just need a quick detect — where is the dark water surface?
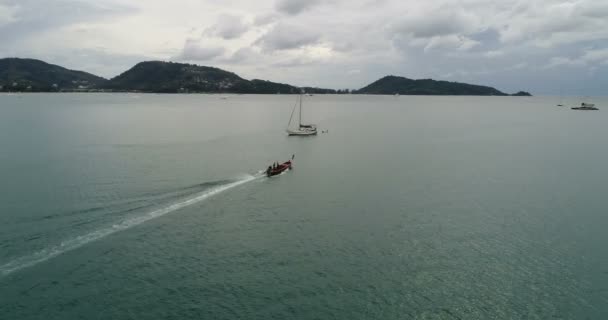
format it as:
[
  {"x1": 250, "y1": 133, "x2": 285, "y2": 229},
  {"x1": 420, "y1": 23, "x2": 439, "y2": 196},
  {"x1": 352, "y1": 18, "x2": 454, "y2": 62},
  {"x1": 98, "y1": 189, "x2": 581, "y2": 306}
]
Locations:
[{"x1": 1, "y1": 93, "x2": 607, "y2": 319}]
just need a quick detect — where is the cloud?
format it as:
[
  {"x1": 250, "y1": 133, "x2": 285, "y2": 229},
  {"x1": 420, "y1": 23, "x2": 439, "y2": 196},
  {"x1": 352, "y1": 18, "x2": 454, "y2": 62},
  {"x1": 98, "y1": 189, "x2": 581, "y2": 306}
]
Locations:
[
  {"x1": 175, "y1": 39, "x2": 225, "y2": 61},
  {"x1": 276, "y1": 0, "x2": 320, "y2": 15},
  {"x1": 0, "y1": 0, "x2": 137, "y2": 42},
  {"x1": 543, "y1": 47, "x2": 608, "y2": 69},
  {"x1": 255, "y1": 22, "x2": 321, "y2": 51},
  {"x1": 423, "y1": 35, "x2": 480, "y2": 52},
  {"x1": 393, "y1": 8, "x2": 479, "y2": 39},
  {"x1": 223, "y1": 47, "x2": 262, "y2": 64},
  {"x1": 581, "y1": 48, "x2": 608, "y2": 64},
  {"x1": 483, "y1": 50, "x2": 504, "y2": 58},
  {"x1": 50, "y1": 48, "x2": 150, "y2": 79},
  {"x1": 498, "y1": 0, "x2": 608, "y2": 47},
  {"x1": 3, "y1": 0, "x2": 608, "y2": 94},
  {"x1": 544, "y1": 56, "x2": 586, "y2": 69},
  {"x1": 203, "y1": 14, "x2": 249, "y2": 40},
  {"x1": 0, "y1": 4, "x2": 18, "y2": 27},
  {"x1": 253, "y1": 13, "x2": 279, "y2": 26}
]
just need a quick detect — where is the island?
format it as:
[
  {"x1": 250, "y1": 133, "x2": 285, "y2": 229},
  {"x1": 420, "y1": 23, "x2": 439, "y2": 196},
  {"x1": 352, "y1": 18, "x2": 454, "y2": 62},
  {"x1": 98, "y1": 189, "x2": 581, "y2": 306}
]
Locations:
[
  {"x1": 511, "y1": 91, "x2": 532, "y2": 96},
  {"x1": 355, "y1": 75, "x2": 527, "y2": 96}
]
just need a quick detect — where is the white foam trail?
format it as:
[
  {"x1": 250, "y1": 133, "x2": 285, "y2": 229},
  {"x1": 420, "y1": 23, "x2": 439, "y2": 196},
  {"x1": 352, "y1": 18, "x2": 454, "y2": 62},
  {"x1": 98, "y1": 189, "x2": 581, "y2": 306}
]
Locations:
[{"x1": 0, "y1": 175, "x2": 258, "y2": 278}]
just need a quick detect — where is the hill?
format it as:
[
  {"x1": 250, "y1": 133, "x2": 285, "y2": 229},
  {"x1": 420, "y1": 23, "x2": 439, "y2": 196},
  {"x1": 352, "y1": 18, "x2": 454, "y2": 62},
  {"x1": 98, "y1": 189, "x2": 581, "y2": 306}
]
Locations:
[
  {"x1": 355, "y1": 75, "x2": 516, "y2": 96},
  {"x1": 102, "y1": 61, "x2": 253, "y2": 93},
  {"x1": 0, "y1": 58, "x2": 107, "y2": 92},
  {"x1": 249, "y1": 79, "x2": 298, "y2": 94},
  {"x1": 247, "y1": 80, "x2": 339, "y2": 94},
  {"x1": 102, "y1": 61, "x2": 340, "y2": 94}
]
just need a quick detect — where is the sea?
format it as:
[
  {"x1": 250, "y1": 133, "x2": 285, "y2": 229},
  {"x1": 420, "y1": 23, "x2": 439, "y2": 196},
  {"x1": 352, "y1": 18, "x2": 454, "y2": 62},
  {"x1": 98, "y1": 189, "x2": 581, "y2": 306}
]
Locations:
[{"x1": 0, "y1": 93, "x2": 607, "y2": 319}]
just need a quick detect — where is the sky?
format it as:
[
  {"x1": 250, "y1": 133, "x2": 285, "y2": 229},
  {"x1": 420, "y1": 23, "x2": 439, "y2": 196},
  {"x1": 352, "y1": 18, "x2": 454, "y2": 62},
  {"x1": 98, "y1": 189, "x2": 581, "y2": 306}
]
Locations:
[{"x1": 1, "y1": 0, "x2": 608, "y2": 95}]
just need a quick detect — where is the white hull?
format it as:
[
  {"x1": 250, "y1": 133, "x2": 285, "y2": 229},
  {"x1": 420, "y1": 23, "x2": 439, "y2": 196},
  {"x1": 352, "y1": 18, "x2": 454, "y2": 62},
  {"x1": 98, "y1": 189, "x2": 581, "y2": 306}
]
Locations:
[{"x1": 287, "y1": 129, "x2": 317, "y2": 136}]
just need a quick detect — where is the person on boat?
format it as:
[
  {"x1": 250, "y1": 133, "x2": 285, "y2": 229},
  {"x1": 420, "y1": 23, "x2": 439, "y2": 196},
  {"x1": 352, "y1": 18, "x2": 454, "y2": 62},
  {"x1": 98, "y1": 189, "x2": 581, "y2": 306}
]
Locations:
[{"x1": 266, "y1": 166, "x2": 272, "y2": 175}]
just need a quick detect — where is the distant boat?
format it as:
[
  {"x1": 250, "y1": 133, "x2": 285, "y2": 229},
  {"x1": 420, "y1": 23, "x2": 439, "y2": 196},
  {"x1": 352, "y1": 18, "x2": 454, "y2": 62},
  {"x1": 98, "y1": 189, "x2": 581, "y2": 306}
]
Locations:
[
  {"x1": 287, "y1": 93, "x2": 317, "y2": 136},
  {"x1": 572, "y1": 102, "x2": 598, "y2": 110}
]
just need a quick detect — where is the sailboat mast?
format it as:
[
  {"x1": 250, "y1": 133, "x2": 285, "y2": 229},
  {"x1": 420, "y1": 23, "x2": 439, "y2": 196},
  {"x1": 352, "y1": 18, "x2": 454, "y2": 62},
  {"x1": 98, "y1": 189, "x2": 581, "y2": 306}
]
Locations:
[
  {"x1": 299, "y1": 93, "x2": 303, "y2": 127},
  {"x1": 287, "y1": 95, "x2": 298, "y2": 129}
]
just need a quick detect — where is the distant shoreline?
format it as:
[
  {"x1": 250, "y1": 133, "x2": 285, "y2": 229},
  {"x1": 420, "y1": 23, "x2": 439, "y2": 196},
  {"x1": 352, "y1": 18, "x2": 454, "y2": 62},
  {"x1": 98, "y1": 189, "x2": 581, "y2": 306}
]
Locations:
[
  {"x1": 1, "y1": 58, "x2": 531, "y2": 96},
  {"x1": 0, "y1": 91, "x2": 535, "y2": 97}
]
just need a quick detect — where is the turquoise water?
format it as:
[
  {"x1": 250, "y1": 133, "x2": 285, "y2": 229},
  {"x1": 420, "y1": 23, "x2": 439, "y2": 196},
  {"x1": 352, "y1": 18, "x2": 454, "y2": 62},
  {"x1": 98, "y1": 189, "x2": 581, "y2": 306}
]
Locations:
[{"x1": 1, "y1": 93, "x2": 607, "y2": 319}]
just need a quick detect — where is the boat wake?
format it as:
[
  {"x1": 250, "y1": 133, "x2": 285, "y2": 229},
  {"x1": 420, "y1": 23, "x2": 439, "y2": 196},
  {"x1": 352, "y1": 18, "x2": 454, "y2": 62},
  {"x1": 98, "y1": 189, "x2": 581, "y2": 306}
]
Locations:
[{"x1": 0, "y1": 174, "x2": 259, "y2": 278}]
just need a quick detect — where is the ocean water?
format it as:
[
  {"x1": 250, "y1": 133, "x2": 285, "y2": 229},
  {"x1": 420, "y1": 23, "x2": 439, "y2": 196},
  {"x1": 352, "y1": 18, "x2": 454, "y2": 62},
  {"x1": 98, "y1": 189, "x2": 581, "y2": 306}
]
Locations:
[{"x1": 0, "y1": 93, "x2": 607, "y2": 319}]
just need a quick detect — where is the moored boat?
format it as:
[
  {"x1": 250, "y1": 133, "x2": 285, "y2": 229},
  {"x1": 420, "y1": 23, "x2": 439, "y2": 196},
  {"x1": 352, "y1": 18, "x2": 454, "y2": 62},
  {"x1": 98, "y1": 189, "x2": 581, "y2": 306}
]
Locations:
[
  {"x1": 572, "y1": 102, "x2": 598, "y2": 110},
  {"x1": 287, "y1": 93, "x2": 317, "y2": 136}
]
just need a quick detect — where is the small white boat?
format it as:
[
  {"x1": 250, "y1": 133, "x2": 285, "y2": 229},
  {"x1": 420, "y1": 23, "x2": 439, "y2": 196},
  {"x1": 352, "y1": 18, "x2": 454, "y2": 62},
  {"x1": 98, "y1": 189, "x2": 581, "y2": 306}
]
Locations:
[
  {"x1": 286, "y1": 93, "x2": 317, "y2": 136},
  {"x1": 572, "y1": 102, "x2": 598, "y2": 110}
]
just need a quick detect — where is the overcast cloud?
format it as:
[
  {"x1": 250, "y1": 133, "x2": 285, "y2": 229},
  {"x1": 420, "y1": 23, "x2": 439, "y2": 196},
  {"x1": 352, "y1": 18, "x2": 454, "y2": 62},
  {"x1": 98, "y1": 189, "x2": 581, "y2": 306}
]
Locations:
[{"x1": 1, "y1": 0, "x2": 608, "y2": 94}]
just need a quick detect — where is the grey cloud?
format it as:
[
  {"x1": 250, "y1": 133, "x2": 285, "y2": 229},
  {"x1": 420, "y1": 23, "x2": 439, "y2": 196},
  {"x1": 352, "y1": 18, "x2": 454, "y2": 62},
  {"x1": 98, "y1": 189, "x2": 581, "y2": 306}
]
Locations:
[
  {"x1": 49, "y1": 48, "x2": 150, "y2": 79},
  {"x1": 544, "y1": 56, "x2": 585, "y2": 69},
  {"x1": 175, "y1": 39, "x2": 225, "y2": 61},
  {"x1": 392, "y1": 9, "x2": 478, "y2": 39},
  {"x1": 581, "y1": 48, "x2": 608, "y2": 64},
  {"x1": 499, "y1": 0, "x2": 608, "y2": 46},
  {"x1": 255, "y1": 23, "x2": 320, "y2": 51},
  {"x1": 203, "y1": 14, "x2": 249, "y2": 40},
  {"x1": 222, "y1": 47, "x2": 261, "y2": 64},
  {"x1": 544, "y1": 46, "x2": 608, "y2": 69},
  {"x1": 4, "y1": 0, "x2": 608, "y2": 95},
  {"x1": 423, "y1": 35, "x2": 480, "y2": 52},
  {"x1": 469, "y1": 28, "x2": 501, "y2": 49},
  {"x1": 272, "y1": 57, "x2": 316, "y2": 67},
  {"x1": 0, "y1": 4, "x2": 18, "y2": 26},
  {"x1": 0, "y1": 0, "x2": 136, "y2": 42},
  {"x1": 253, "y1": 13, "x2": 279, "y2": 26},
  {"x1": 577, "y1": 2, "x2": 608, "y2": 18},
  {"x1": 276, "y1": 0, "x2": 320, "y2": 15}
]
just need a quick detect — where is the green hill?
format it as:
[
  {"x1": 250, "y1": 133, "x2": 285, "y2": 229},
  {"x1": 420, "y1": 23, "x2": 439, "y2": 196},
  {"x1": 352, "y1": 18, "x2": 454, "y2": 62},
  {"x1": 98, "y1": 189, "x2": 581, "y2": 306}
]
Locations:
[
  {"x1": 0, "y1": 58, "x2": 107, "y2": 92},
  {"x1": 355, "y1": 75, "x2": 514, "y2": 96},
  {"x1": 103, "y1": 61, "x2": 338, "y2": 94},
  {"x1": 102, "y1": 61, "x2": 254, "y2": 93},
  {"x1": 247, "y1": 80, "x2": 339, "y2": 94},
  {"x1": 249, "y1": 79, "x2": 298, "y2": 94}
]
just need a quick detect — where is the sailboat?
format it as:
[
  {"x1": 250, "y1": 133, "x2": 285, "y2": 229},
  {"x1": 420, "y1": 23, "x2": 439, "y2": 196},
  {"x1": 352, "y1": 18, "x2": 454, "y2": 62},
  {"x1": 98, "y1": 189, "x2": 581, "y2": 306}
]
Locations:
[{"x1": 287, "y1": 93, "x2": 317, "y2": 136}]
